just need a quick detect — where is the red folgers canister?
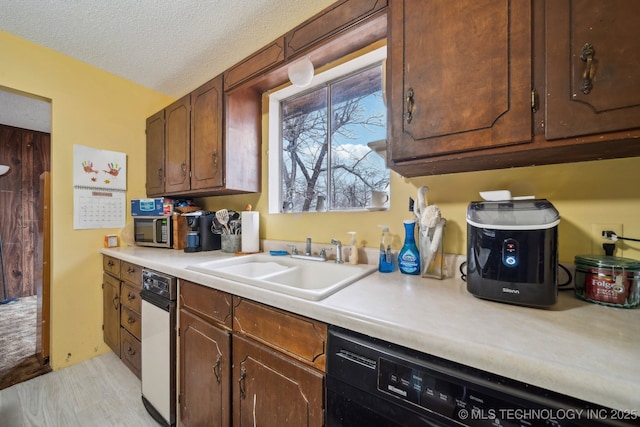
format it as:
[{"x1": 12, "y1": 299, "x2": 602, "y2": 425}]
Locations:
[{"x1": 574, "y1": 255, "x2": 640, "y2": 308}]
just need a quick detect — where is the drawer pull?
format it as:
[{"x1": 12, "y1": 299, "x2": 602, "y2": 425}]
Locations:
[
  {"x1": 127, "y1": 317, "x2": 136, "y2": 325},
  {"x1": 127, "y1": 267, "x2": 135, "y2": 274},
  {"x1": 127, "y1": 346, "x2": 136, "y2": 356},
  {"x1": 112, "y1": 296, "x2": 119, "y2": 310},
  {"x1": 107, "y1": 260, "x2": 114, "y2": 267},
  {"x1": 580, "y1": 43, "x2": 596, "y2": 95},
  {"x1": 213, "y1": 354, "x2": 222, "y2": 384},
  {"x1": 127, "y1": 292, "x2": 136, "y2": 301},
  {"x1": 239, "y1": 366, "x2": 247, "y2": 400},
  {"x1": 405, "y1": 87, "x2": 414, "y2": 124}
]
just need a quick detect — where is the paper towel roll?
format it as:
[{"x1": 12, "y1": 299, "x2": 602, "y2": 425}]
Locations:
[{"x1": 241, "y1": 211, "x2": 259, "y2": 253}]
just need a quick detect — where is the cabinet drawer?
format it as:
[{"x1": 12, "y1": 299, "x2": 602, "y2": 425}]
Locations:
[
  {"x1": 121, "y1": 305, "x2": 141, "y2": 340},
  {"x1": 121, "y1": 261, "x2": 142, "y2": 289},
  {"x1": 233, "y1": 297, "x2": 327, "y2": 372},
  {"x1": 179, "y1": 280, "x2": 233, "y2": 329},
  {"x1": 121, "y1": 282, "x2": 141, "y2": 313},
  {"x1": 103, "y1": 255, "x2": 121, "y2": 277},
  {"x1": 120, "y1": 328, "x2": 141, "y2": 379}
]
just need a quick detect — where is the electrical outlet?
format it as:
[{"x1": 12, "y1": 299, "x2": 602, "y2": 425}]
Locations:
[{"x1": 591, "y1": 223, "x2": 623, "y2": 256}]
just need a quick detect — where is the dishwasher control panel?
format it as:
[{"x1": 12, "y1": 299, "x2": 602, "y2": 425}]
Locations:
[
  {"x1": 142, "y1": 269, "x2": 177, "y2": 301},
  {"x1": 328, "y1": 326, "x2": 627, "y2": 427}
]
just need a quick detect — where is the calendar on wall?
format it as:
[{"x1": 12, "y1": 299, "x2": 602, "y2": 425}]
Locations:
[{"x1": 73, "y1": 144, "x2": 127, "y2": 230}]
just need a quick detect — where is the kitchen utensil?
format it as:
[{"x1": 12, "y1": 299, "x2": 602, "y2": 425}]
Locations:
[
  {"x1": 422, "y1": 218, "x2": 446, "y2": 276},
  {"x1": 421, "y1": 204, "x2": 440, "y2": 228},
  {"x1": 414, "y1": 186, "x2": 429, "y2": 221},
  {"x1": 216, "y1": 209, "x2": 230, "y2": 234}
]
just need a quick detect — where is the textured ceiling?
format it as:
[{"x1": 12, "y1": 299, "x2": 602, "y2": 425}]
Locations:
[{"x1": 0, "y1": 0, "x2": 335, "y2": 132}]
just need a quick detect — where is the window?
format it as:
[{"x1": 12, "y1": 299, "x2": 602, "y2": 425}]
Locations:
[{"x1": 268, "y1": 47, "x2": 389, "y2": 213}]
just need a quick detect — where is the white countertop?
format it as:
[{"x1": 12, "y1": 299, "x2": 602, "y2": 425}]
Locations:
[{"x1": 101, "y1": 246, "x2": 640, "y2": 411}]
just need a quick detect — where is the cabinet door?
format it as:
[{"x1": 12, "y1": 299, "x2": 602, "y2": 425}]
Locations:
[
  {"x1": 102, "y1": 273, "x2": 120, "y2": 355},
  {"x1": 545, "y1": 0, "x2": 640, "y2": 139},
  {"x1": 191, "y1": 76, "x2": 224, "y2": 191},
  {"x1": 388, "y1": 0, "x2": 532, "y2": 161},
  {"x1": 145, "y1": 110, "x2": 165, "y2": 196},
  {"x1": 232, "y1": 335, "x2": 324, "y2": 427},
  {"x1": 180, "y1": 310, "x2": 231, "y2": 427},
  {"x1": 165, "y1": 94, "x2": 191, "y2": 194}
]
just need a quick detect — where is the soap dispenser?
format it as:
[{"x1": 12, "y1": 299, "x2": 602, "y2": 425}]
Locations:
[
  {"x1": 378, "y1": 226, "x2": 395, "y2": 273},
  {"x1": 399, "y1": 220, "x2": 420, "y2": 275},
  {"x1": 347, "y1": 231, "x2": 359, "y2": 265}
]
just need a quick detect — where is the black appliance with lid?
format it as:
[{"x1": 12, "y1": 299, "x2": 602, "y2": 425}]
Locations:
[{"x1": 466, "y1": 199, "x2": 560, "y2": 307}]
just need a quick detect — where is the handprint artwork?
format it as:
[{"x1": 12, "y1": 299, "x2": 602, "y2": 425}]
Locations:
[
  {"x1": 103, "y1": 163, "x2": 121, "y2": 177},
  {"x1": 82, "y1": 160, "x2": 99, "y2": 174},
  {"x1": 80, "y1": 159, "x2": 122, "y2": 186}
]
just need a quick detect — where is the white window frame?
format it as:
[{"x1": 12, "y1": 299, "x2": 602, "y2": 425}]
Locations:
[{"x1": 267, "y1": 45, "x2": 387, "y2": 214}]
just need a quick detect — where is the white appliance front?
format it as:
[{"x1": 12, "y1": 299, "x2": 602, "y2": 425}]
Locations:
[{"x1": 141, "y1": 299, "x2": 171, "y2": 424}]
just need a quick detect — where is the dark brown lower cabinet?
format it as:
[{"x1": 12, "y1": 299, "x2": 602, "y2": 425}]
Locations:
[
  {"x1": 102, "y1": 272, "x2": 120, "y2": 356},
  {"x1": 179, "y1": 309, "x2": 231, "y2": 427},
  {"x1": 232, "y1": 334, "x2": 324, "y2": 427}
]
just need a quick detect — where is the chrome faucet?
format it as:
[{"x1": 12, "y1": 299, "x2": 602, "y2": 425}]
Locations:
[
  {"x1": 289, "y1": 237, "x2": 327, "y2": 262},
  {"x1": 305, "y1": 237, "x2": 312, "y2": 256},
  {"x1": 331, "y1": 239, "x2": 344, "y2": 263}
]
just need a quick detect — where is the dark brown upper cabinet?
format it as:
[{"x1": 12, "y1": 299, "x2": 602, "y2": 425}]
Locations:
[
  {"x1": 545, "y1": 0, "x2": 640, "y2": 140},
  {"x1": 224, "y1": 38, "x2": 285, "y2": 92},
  {"x1": 386, "y1": 0, "x2": 640, "y2": 177},
  {"x1": 145, "y1": 110, "x2": 165, "y2": 196},
  {"x1": 284, "y1": 0, "x2": 388, "y2": 60},
  {"x1": 164, "y1": 94, "x2": 191, "y2": 194},
  {"x1": 146, "y1": 75, "x2": 259, "y2": 197},
  {"x1": 387, "y1": 0, "x2": 532, "y2": 168}
]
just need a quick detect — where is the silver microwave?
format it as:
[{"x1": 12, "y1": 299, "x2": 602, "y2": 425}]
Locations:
[{"x1": 134, "y1": 216, "x2": 173, "y2": 248}]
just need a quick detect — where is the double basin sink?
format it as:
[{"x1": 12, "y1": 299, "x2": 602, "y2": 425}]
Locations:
[{"x1": 186, "y1": 253, "x2": 377, "y2": 300}]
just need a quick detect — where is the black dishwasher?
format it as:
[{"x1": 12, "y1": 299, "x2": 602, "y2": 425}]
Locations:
[{"x1": 326, "y1": 326, "x2": 636, "y2": 427}]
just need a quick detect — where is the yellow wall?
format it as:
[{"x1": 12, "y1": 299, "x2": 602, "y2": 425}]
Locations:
[
  {"x1": 1, "y1": 30, "x2": 174, "y2": 370},
  {"x1": 202, "y1": 123, "x2": 640, "y2": 264},
  {"x1": 4, "y1": 13, "x2": 640, "y2": 372}
]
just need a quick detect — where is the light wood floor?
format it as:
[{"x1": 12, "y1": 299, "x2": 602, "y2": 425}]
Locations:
[{"x1": 0, "y1": 351, "x2": 159, "y2": 426}]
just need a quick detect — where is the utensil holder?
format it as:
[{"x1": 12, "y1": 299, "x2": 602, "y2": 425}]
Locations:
[
  {"x1": 221, "y1": 234, "x2": 241, "y2": 253},
  {"x1": 419, "y1": 223, "x2": 445, "y2": 279}
]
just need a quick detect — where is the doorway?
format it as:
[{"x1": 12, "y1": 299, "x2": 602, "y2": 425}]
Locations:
[{"x1": 0, "y1": 88, "x2": 52, "y2": 389}]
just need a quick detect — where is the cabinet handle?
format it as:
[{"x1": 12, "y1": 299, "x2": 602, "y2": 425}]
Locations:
[
  {"x1": 107, "y1": 260, "x2": 114, "y2": 267},
  {"x1": 127, "y1": 267, "x2": 135, "y2": 274},
  {"x1": 212, "y1": 149, "x2": 218, "y2": 168},
  {"x1": 127, "y1": 346, "x2": 136, "y2": 356},
  {"x1": 405, "y1": 88, "x2": 414, "y2": 124},
  {"x1": 127, "y1": 292, "x2": 135, "y2": 301},
  {"x1": 580, "y1": 43, "x2": 596, "y2": 94},
  {"x1": 157, "y1": 167, "x2": 163, "y2": 180},
  {"x1": 212, "y1": 354, "x2": 222, "y2": 384},
  {"x1": 181, "y1": 161, "x2": 187, "y2": 176},
  {"x1": 112, "y1": 295, "x2": 119, "y2": 310},
  {"x1": 239, "y1": 366, "x2": 247, "y2": 400},
  {"x1": 127, "y1": 316, "x2": 135, "y2": 324}
]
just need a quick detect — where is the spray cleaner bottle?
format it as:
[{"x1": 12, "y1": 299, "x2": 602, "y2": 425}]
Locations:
[
  {"x1": 378, "y1": 226, "x2": 395, "y2": 273},
  {"x1": 398, "y1": 220, "x2": 420, "y2": 275}
]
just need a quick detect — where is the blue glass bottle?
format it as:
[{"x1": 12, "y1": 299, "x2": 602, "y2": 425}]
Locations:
[{"x1": 398, "y1": 220, "x2": 420, "y2": 275}]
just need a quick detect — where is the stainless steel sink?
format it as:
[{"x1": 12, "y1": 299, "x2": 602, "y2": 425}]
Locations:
[{"x1": 186, "y1": 253, "x2": 376, "y2": 300}]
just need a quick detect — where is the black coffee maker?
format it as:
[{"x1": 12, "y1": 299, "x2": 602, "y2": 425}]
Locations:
[{"x1": 183, "y1": 212, "x2": 220, "y2": 252}]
